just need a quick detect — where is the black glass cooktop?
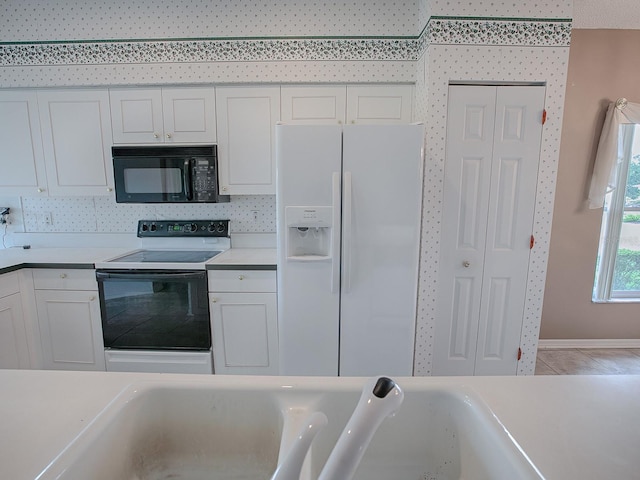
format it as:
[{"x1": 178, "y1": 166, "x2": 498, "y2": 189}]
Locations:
[{"x1": 109, "y1": 250, "x2": 222, "y2": 263}]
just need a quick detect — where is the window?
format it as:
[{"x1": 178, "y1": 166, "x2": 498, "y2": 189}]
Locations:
[{"x1": 594, "y1": 124, "x2": 640, "y2": 301}]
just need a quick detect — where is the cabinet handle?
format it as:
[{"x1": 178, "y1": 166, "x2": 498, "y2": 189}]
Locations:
[
  {"x1": 166, "y1": 133, "x2": 172, "y2": 139},
  {"x1": 60, "y1": 273, "x2": 67, "y2": 278},
  {"x1": 238, "y1": 275, "x2": 245, "y2": 280}
]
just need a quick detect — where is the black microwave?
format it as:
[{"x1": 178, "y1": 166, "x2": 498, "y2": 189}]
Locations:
[{"x1": 112, "y1": 145, "x2": 229, "y2": 203}]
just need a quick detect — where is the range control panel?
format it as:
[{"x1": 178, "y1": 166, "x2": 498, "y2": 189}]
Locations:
[{"x1": 137, "y1": 219, "x2": 229, "y2": 237}]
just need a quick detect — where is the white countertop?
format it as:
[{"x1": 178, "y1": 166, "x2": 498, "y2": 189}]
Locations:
[
  {"x1": 1, "y1": 370, "x2": 639, "y2": 480},
  {"x1": 0, "y1": 246, "x2": 276, "y2": 272}
]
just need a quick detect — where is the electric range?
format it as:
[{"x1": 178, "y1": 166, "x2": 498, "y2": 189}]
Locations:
[{"x1": 95, "y1": 219, "x2": 230, "y2": 374}]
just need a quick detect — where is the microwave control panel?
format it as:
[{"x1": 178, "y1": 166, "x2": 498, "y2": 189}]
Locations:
[
  {"x1": 192, "y1": 158, "x2": 218, "y2": 201},
  {"x1": 137, "y1": 219, "x2": 229, "y2": 237}
]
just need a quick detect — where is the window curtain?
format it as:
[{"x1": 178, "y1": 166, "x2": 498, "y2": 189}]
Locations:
[{"x1": 589, "y1": 98, "x2": 640, "y2": 209}]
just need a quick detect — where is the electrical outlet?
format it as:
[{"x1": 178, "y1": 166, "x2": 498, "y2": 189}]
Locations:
[
  {"x1": 43, "y1": 212, "x2": 52, "y2": 225},
  {"x1": 251, "y1": 210, "x2": 259, "y2": 222}
]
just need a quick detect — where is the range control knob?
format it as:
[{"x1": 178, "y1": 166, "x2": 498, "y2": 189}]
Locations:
[
  {"x1": 207, "y1": 223, "x2": 216, "y2": 232},
  {"x1": 184, "y1": 223, "x2": 198, "y2": 233},
  {"x1": 150, "y1": 224, "x2": 157, "y2": 232},
  {"x1": 216, "y1": 223, "x2": 226, "y2": 233}
]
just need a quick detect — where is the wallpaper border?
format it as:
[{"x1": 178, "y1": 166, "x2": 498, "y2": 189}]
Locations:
[{"x1": 0, "y1": 18, "x2": 571, "y2": 67}]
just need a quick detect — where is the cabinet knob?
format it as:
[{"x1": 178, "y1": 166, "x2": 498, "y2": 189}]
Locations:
[
  {"x1": 37, "y1": 187, "x2": 44, "y2": 193},
  {"x1": 90, "y1": 296, "x2": 96, "y2": 301},
  {"x1": 107, "y1": 187, "x2": 113, "y2": 192},
  {"x1": 60, "y1": 273, "x2": 67, "y2": 278},
  {"x1": 166, "y1": 133, "x2": 172, "y2": 139},
  {"x1": 211, "y1": 298, "x2": 218, "y2": 303},
  {"x1": 351, "y1": 120, "x2": 356, "y2": 124},
  {"x1": 153, "y1": 133, "x2": 160, "y2": 139},
  {"x1": 222, "y1": 186, "x2": 228, "y2": 192},
  {"x1": 238, "y1": 275, "x2": 245, "y2": 280},
  {"x1": 462, "y1": 261, "x2": 470, "y2": 268}
]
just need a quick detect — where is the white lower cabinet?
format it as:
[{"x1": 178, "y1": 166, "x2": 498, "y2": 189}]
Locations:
[
  {"x1": 33, "y1": 269, "x2": 105, "y2": 371},
  {"x1": 0, "y1": 272, "x2": 30, "y2": 369},
  {"x1": 208, "y1": 270, "x2": 278, "y2": 375}
]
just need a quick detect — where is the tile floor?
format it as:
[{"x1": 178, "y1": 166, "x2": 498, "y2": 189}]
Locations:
[{"x1": 535, "y1": 348, "x2": 640, "y2": 375}]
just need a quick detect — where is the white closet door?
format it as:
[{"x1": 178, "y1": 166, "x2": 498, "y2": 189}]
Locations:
[
  {"x1": 474, "y1": 86, "x2": 544, "y2": 375},
  {"x1": 433, "y1": 85, "x2": 545, "y2": 376},
  {"x1": 433, "y1": 86, "x2": 497, "y2": 376}
]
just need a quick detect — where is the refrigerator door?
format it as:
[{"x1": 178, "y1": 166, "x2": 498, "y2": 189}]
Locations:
[
  {"x1": 276, "y1": 124, "x2": 343, "y2": 375},
  {"x1": 339, "y1": 124, "x2": 424, "y2": 376}
]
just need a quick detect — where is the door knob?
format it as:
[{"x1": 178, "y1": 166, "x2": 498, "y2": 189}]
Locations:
[{"x1": 462, "y1": 261, "x2": 470, "y2": 268}]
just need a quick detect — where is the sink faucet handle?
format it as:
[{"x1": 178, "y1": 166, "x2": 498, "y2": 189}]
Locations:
[
  {"x1": 318, "y1": 376, "x2": 404, "y2": 480},
  {"x1": 270, "y1": 411, "x2": 328, "y2": 480}
]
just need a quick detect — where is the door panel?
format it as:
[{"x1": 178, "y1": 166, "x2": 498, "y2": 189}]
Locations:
[
  {"x1": 433, "y1": 86, "x2": 497, "y2": 376},
  {"x1": 474, "y1": 85, "x2": 544, "y2": 375},
  {"x1": 339, "y1": 125, "x2": 423, "y2": 376}
]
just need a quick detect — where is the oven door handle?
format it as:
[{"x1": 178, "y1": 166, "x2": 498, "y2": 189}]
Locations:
[{"x1": 96, "y1": 271, "x2": 205, "y2": 281}]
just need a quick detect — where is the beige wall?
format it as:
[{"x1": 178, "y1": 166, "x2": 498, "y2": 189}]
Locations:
[{"x1": 541, "y1": 29, "x2": 640, "y2": 339}]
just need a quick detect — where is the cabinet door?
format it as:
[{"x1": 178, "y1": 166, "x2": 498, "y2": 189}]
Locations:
[
  {"x1": 216, "y1": 86, "x2": 280, "y2": 194},
  {"x1": 281, "y1": 86, "x2": 346, "y2": 124},
  {"x1": 0, "y1": 293, "x2": 30, "y2": 369},
  {"x1": 162, "y1": 87, "x2": 216, "y2": 143},
  {"x1": 0, "y1": 91, "x2": 48, "y2": 196},
  {"x1": 346, "y1": 85, "x2": 413, "y2": 124},
  {"x1": 109, "y1": 88, "x2": 164, "y2": 144},
  {"x1": 38, "y1": 89, "x2": 114, "y2": 196},
  {"x1": 209, "y1": 292, "x2": 278, "y2": 374},
  {"x1": 36, "y1": 290, "x2": 105, "y2": 371}
]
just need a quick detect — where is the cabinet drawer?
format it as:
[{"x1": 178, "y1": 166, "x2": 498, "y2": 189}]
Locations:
[
  {"x1": 0, "y1": 272, "x2": 20, "y2": 298},
  {"x1": 208, "y1": 270, "x2": 276, "y2": 293},
  {"x1": 32, "y1": 269, "x2": 98, "y2": 291}
]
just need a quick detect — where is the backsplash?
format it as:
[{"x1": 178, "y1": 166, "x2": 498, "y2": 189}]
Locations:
[{"x1": 20, "y1": 195, "x2": 275, "y2": 234}]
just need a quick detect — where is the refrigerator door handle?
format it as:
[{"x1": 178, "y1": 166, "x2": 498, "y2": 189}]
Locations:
[
  {"x1": 331, "y1": 171, "x2": 341, "y2": 293},
  {"x1": 343, "y1": 171, "x2": 352, "y2": 294}
]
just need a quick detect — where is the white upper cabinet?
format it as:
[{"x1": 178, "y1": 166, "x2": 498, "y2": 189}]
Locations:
[
  {"x1": 37, "y1": 89, "x2": 114, "y2": 196},
  {"x1": 281, "y1": 85, "x2": 413, "y2": 125},
  {"x1": 346, "y1": 85, "x2": 413, "y2": 124},
  {"x1": 281, "y1": 85, "x2": 347, "y2": 124},
  {"x1": 215, "y1": 86, "x2": 280, "y2": 195},
  {"x1": 110, "y1": 87, "x2": 216, "y2": 144},
  {"x1": 0, "y1": 90, "x2": 48, "y2": 196}
]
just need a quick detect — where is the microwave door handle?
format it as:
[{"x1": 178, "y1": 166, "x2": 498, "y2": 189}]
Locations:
[{"x1": 184, "y1": 158, "x2": 193, "y2": 200}]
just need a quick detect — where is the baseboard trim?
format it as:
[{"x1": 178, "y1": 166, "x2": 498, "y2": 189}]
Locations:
[{"x1": 538, "y1": 339, "x2": 640, "y2": 349}]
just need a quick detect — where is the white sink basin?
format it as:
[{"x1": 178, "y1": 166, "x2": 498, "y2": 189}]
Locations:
[{"x1": 37, "y1": 378, "x2": 543, "y2": 480}]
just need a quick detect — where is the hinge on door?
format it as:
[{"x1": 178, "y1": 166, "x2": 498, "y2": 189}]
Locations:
[
  {"x1": 517, "y1": 347, "x2": 522, "y2": 361},
  {"x1": 530, "y1": 234, "x2": 535, "y2": 249},
  {"x1": 542, "y1": 109, "x2": 547, "y2": 125}
]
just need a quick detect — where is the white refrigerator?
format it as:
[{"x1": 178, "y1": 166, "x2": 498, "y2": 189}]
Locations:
[{"x1": 276, "y1": 124, "x2": 424, "y2": 376}]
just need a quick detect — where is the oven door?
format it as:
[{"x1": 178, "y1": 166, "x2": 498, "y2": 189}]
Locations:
[
  {"x1": 96, "y1": 270, "x2": 210, "y2": 351},
  {"x1": 113, "y1": 156, "x2": 191, "y2": 203}
]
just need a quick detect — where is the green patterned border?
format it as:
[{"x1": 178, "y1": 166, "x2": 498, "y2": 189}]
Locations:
[{"x1": 0, "y1": 18, "x2": 571, "y2": 66}]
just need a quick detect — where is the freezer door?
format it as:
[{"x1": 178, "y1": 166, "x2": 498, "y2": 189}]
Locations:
[
  {"x1": 276, "y1": 124, "x2": 342, "y2": 375},
  {"x1": 339, "y1": 124, "x2": 424, "y2": 376}
]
